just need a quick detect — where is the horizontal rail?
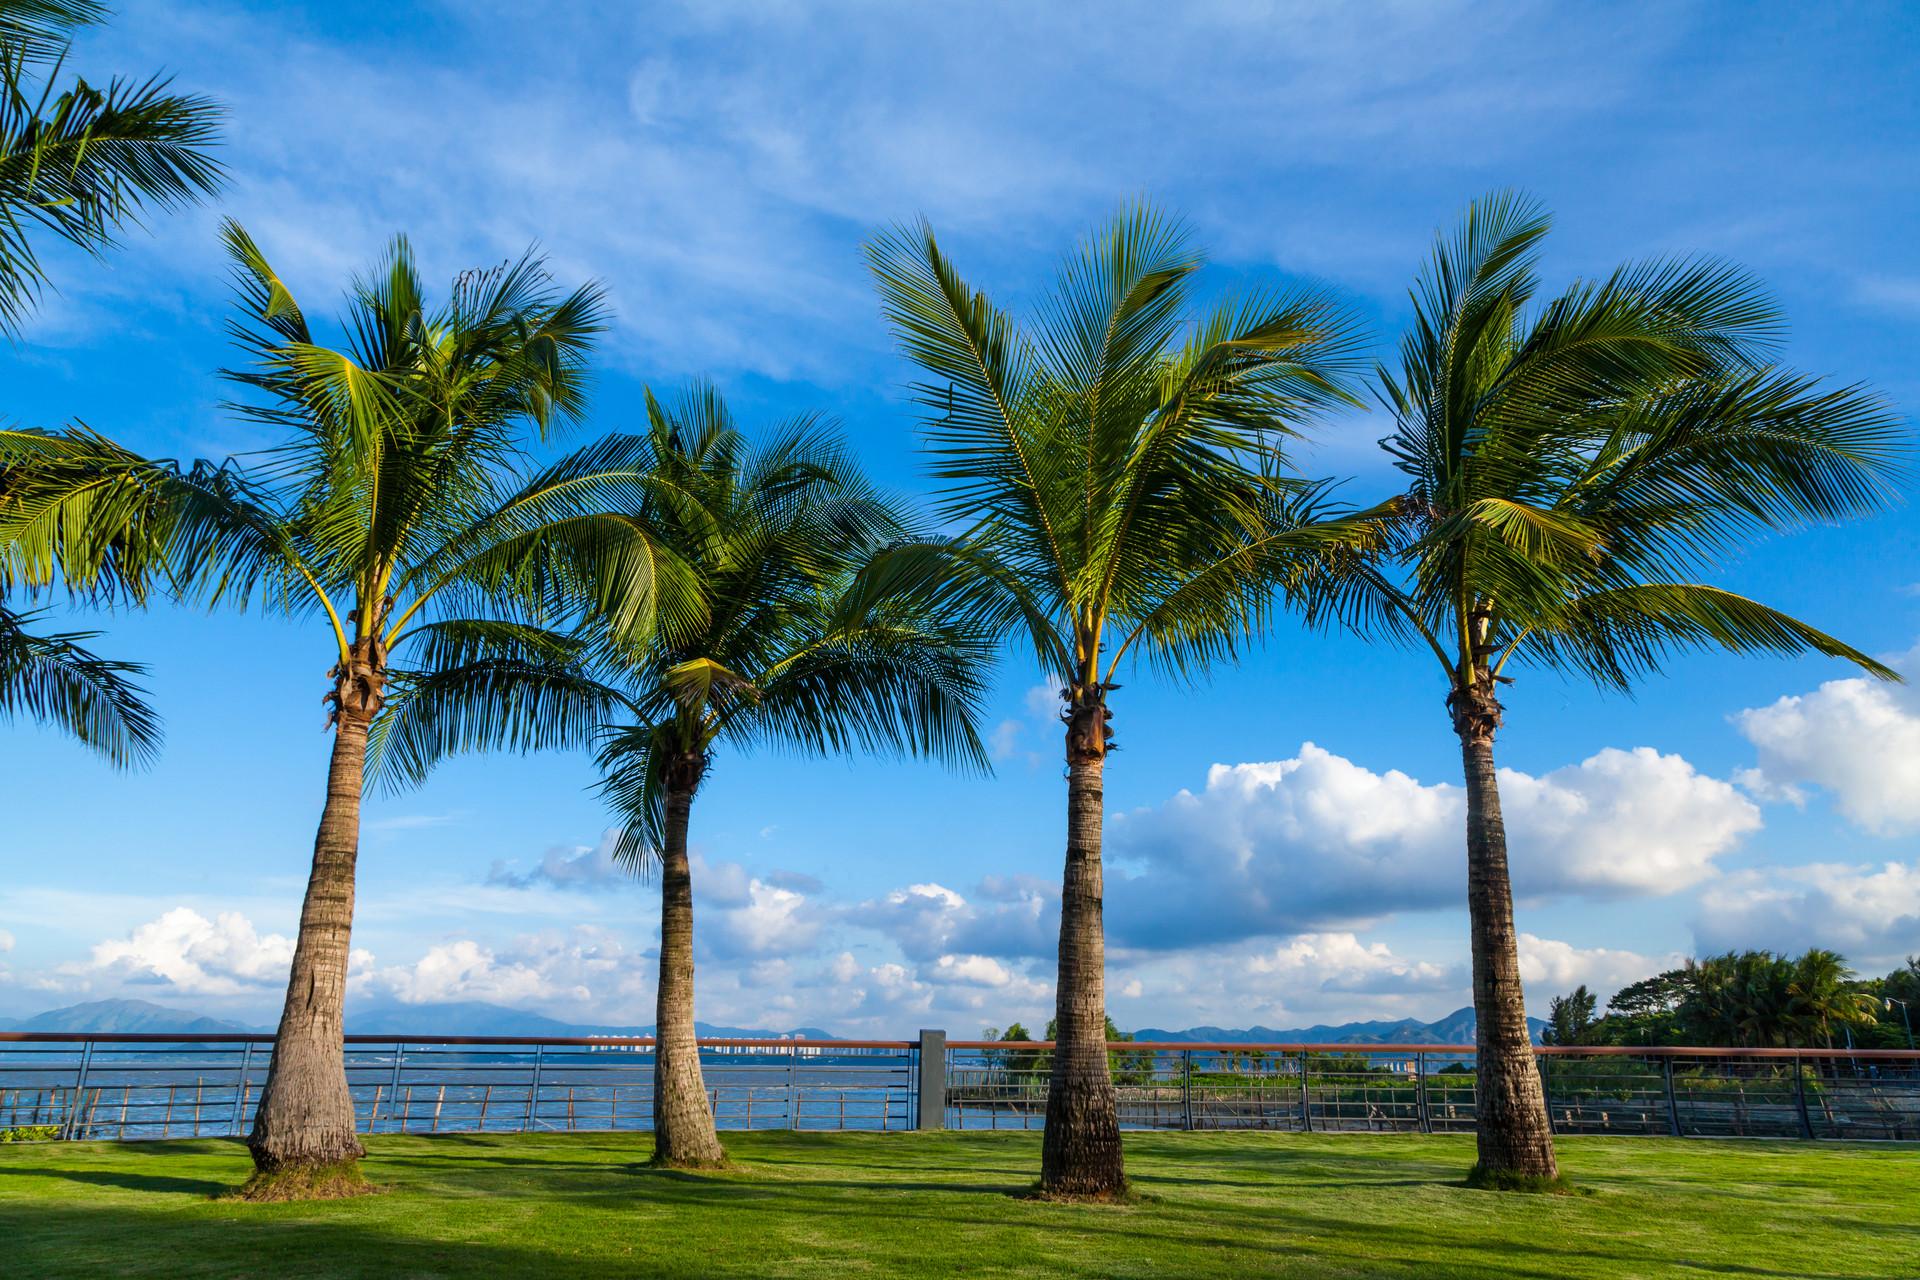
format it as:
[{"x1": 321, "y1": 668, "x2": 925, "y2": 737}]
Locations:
[
  {"x1": 6, "y1": 1034, "x2": 1917, "y2": 1146},
  {"x1": 3, "y1": 1032, "x2": 1911, "y2": 1059},
  {"x1": 946, "y1": 1041, "x2": 1920, "y2": 1059},
  {"x1": 0, "y1": 1035, "x2": 923, "y2": 1144},
  {"x1": 0, "y1": 1033, "x2": 914, "y2": 1049}
]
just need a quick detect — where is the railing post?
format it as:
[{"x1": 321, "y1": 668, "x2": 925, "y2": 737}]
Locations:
[
  {"x1": 1542, "y1": 1053, "x2": 1557, "y2": 1134},
  {"x1": 525, "y1": 1043, "x2": 545, "y2": 1132},
  {"x1": 1793, "y1": 1053, "x2": 1815, "y2": 1139},
  {"x1": 1299, "y1": 1051, "x2": 1312, "y2": 1133},
  {"x1": 229, "y1": 1041, "x2": 255, "y2": 1136},
  {"x1": 1662, "y1": 1054, "x2": 1682, "y2": 1138},
  {"x1": 915, "y1": 1030, "x2": 946, "y2": 1131},
  {"x1": 787, "y1": 1043, "x2": 799, "y2": 1130},
  {"x1": 386, "y1": 1042, "x2": 406, "y2": 1134},
  {"x1": 61, "y1": 1041, "x2": 94, "y2": 1140},
  {"x1": 1182, "y1": 1050, "x2": 1194, "y2": 1131},
  {"x1": 1416, "y1": 1052, "x2": 1431, "y2": 1134}
]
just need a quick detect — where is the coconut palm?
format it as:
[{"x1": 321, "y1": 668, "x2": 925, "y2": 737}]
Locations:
[
  {"x1": 864, "y1": 205, "x2": 1367, "y2": 1197},
  {"x1": 169, "y1": 223, "x2": 695, "y2": 1195},
  {"x1": 376, "y1": 385, "x2": 992, "y2": 1167},
  {"x1": 0, "y1": 0, "x2": 223, "y2": 759},
  {"x1": 1348, "y1": 191, "x2": 1902, "y2": 1185},
  {"x1": 1786, "y1": 949, "x2": 1880, "y2": 1049}
]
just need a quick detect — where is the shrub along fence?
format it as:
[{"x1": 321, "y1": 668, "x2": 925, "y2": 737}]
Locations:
[{"x1": 2, "y1": 1033, "x2": 1916, "y2": 1143}]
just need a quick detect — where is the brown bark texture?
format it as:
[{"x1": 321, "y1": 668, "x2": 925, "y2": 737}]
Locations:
[
  {"x1": 651, "y1": 752, "x2": 728, "y2": 1167},
  {"x1": 1040, "y1": 687, "x2": 1126, "y2": 1196},
  {"x1": 1451, "y1": 679, "x2": 1559, "y2": 1180},
  {"x1": 248, "y1": 640, "x2": 386, "y2": 1173}
]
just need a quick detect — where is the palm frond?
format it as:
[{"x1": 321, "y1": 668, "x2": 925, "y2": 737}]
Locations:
[
  {"x1": 1365, "y1": 189, "x2": 1900, "y2": 700},
  {"x1": 368, "y1": 624, "x2": 627, "y2": 791},
  {"x1": 0, "y1": 20, "x2": 224, "y2": 333},
  {"x1": 1514, "y1": 583, "x2": 1900, "y2": 691},
  {"x1": 0, "y1": 603, "x2": 159, "y2": 766}
]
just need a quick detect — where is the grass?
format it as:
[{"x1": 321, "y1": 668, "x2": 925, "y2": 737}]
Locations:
[{"x1": 0, "y1": 1130, "x2": 1914, "y2": 1278}]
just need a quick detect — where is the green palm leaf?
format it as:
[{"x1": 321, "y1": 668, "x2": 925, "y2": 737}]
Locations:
[{"x1": 0, "y1": 604, "x2": 158, "y2": 765}]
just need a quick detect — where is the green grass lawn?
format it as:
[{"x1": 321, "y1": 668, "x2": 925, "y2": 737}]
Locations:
[{"x1": 1, "y1": 1130, "x2": 1914, "y2": 1278}]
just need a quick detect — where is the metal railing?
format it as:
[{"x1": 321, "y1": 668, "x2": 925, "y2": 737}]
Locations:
[
  {"x1": 0, "y1": 1034, "x2": 919, "y2": 1142},
  {"x1": 4, "y1": 1033, "x2": 1916, "y2": 1143},
  {"x1": 942, "y1": 1042, "x2": 1920, "y2": 1140}
]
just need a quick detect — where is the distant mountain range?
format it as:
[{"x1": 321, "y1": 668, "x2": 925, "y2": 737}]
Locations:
[
  {"x1": 1, "y1": 998, "x2": 1539, "y2": 1045},
  {"x1": 1133, "y1": 1006, "x2": 1545, "y2": 1045},
  {"x1": 0, "y1": 997, "x2": 829, "y2": 1040},
  {"x1": 0, "y1": 999, "x2": 254, "y2": 1035}
]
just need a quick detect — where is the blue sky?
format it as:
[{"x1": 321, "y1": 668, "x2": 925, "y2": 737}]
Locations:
[{"x1": 3, "y1": 0, "x2": 1918, "y2": 1035}]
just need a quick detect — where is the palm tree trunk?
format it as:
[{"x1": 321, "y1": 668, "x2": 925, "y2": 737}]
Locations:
[
  {"x1": 1040, "y1": 692, "x2": 1125, "y2": 1197},
  {"x1": 246, "y1": 708, "x2": 369, "y2": 1178},
  {"x1": 652, "y1": 761, "x2": 727, "y2": 1167},
  {"x1": 1455, "y1": 690, "x2": 1558, "y2": 1183}
]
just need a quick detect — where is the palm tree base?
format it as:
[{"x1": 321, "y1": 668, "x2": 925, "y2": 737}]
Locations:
[
  {"x1": 1464, "y1": 1164, "x2": 1579, "y2": 1195},
  {"x1": 647, "y1": 1147, "x2": 732, "y2": 1172},
  {"x1": 228, "y1": 1158, "x2": 376, "y2": 1202},
  {"x1": 1026, "y1": 1181, "x2": 1135, "y2": 1205}
]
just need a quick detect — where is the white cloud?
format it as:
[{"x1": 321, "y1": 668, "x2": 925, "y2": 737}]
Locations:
[
  {"x1": 375, "y1": 939, "x2": 573, "y2": 1006},
  {"x1": 1515, "y1": 933, "x2": 1675, "y2": 995},
  {"x1": 708, "y1": 876, "x2": 822, "y2": 958},
  {"x1": 1107, "y1": 742, "x2": 1757, "y2": 948},
  {"x1": 1695, "y1": 860, "x2": 1920, "y2": 966},
  {"x1": 0, "y1": 929, "x2": 13, "y2": 953},
  {"x1": 365, "y1": 926, "x2": 655, "y2": 1019},
  {"x1": 1247, "y1": 932, "x2": 1454, "y2": 996},
  {"x1": 486, "y1": 833, "x2": 633, "y2": 890},
  {"x1": 1106, "y1": 931, "x2": 1459, "y2": 1028},
  {"x1": 850, "y1": 879, "x2": 1056, "y2": 962},
  {"x1": 83, "y1": 908, "x2": 307, "y2": 996},
  {"x1": 1736, "y1": 647, "x2": 1920, "y2": 834}
]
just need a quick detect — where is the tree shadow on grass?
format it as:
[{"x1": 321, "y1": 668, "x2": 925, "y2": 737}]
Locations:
[
  {"x1": 2, "y1": 1154, "x2": 1904, "y2": 1280},
  {"x1": 0, "y1": 1165, "x2": 230, "y2": 1198}
]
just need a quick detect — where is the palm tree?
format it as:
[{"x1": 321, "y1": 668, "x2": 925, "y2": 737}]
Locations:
[
  {"x1": 171, "y1": 223, "x2": 694, "y2": 1196},
  {"x1": 0, "y1": 0, "x2": 223, "y2": 760},
  {"x1": 1786, "y1": 949, "x2": 1879, "y2": 1049},
  {"x1": 1349, "y1": 191, "x2": 1902, "y2": 1185},
  {"x1": 378, "y1": 385, "x2": 992, "y2": 1167},
  {"x1": 865, "y1": 206, "x2": 1366, "y2": 1197}
]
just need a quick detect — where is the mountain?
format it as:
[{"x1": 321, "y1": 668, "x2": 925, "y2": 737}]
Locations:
[
  {"x1": 340, "y1": 998, "x2": 831, "y2": 1039},
  {"x1": 343, "y1": 1000, "x2": 578, "y2": 1037},
  {"x1": 1132, "y1": 1006, "x2": 1546, "y2": 1046},
  {"x1": 0, "y1": 999, "x2": 254, "y2": 1035},
  {"x1": 0, "y1": 996, "x2": 834, "y2": 1040}
]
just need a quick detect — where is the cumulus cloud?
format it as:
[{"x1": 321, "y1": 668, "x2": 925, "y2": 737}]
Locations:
[
  {"x1": 82, "y1": 908, "x2": 314, "y2": 996},
  {"x1": 1105, "y1": 931, "x2": 1458, "y2": 1027},
  {"x1": 366, "y1": 927, "x2": 657, "y2": 1012},
  {"x1": 1515, "y1": 933, "x2": 1675, "y2": 995},
  {"x1": 707, "y1": 875, "x2": 822, "y2": 959},
  {"x1": 849, "y1": 879, "x2": 1056, "y2": 963},
  {"x1": 486, "y1": 834, "x2": 632, "y2": 890},
  {"x1": 1695, "y1": 860, "x2": 1920, "y2": 966},
  {"x1": 1735, "y1": 645, "x2": 1920, "y2": 834},
  {"x1": 375, "y1": 939, "x2": 577, "y2": 1006},
  {"x1": 1107, "y1": 742, "x2": 1758, "y2": 948}
]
